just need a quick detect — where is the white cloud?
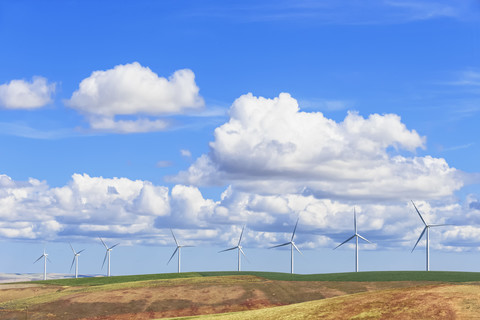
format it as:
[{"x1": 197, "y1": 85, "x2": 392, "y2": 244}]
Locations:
[
  {"x1": 67, "y1": 62, "x2": 204, "y2": 133},
  {"x1": 174, "y1": 92, "x2": 463, "y2": 201},
  {"x1": 0, "y1": 92, "x2": 473, "y2": 250},
  {"x1": 0, "y1": 77, "x2": 55, "y2": 109},
  {"x1": 88, "y1": 116, "x2": 168, "y2": 134},
  {"x1": 0, "y1": 171, "x2": 474, "y2": 252},
  {"x1": 180, "y1": 149, "x2": 192, "y2": 157}
]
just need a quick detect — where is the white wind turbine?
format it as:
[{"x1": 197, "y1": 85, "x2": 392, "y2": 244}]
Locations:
[
  {"x1": 99, "y1": 237, "x2": 119, "y2": 277},
  {"x1": 334, "y1": 208, "x2": 371, "y2": 272},
  {"x1": 34, "y1": 249, "x2": 50, "y2": 281},
  {"x1": 69, "y1": 243, "x2": 85, "y2": 279},
  {"x1": 411, "y1": 200, "x2": 449, "y2": 271},
  {"x1": 167, "y1": 229, "x2": 193, "y2": 273},
  {"x1": 219, "y1": 225, "x2": 247, "y2": 272},
  {"x1": 270, "y1": 217, "x2": 302, "y2": 274}
]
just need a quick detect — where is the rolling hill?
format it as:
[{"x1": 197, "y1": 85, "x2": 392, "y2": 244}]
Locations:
[{"x1": 0, "y1": 271, "x2": 479, "y2": 319}]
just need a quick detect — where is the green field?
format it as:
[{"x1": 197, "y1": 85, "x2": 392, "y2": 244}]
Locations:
[{"x1": 32, "y1": 270, "x2": 480, "y2": 287}]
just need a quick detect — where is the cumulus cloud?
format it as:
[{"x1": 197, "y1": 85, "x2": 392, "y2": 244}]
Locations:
[
  {"x1": 0, "y1": 92, "x2": 473, "y2": 252},
  {"x1": 0, "y1": 171, "x2": 473, "y2": 252},
  {"x1": 0, "y1": 77, "x2": 55, "y2": 109},
  {"x1": 174, "y1": 92, "x2": 463, "y2": 201},
  {"x1": 66, "y1": 62, "x2": 204, "y2": 133}
]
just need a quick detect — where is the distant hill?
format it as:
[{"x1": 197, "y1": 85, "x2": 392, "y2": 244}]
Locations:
[{"x1": 0, "y1": 273, "x2": 101, "y2": 283}]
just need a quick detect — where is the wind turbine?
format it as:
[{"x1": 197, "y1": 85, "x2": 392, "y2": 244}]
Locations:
[
  {"x1": 411, "y1": 200, "x2": 448, "y2": 271},
  {"x1": 219, "y1": 225, "x2": 247, "y2": 271},
  {"x1": 69, "y1": 243, "x2": 85, "y2": 279},
  {"x1": 334, "y1": 208, "x2": 371, "y2": 272},
  {"x1": 167, "y1": 229, "x2": 193, "y2": 273},
  {"x1": 99, "y1": 237, "x2": 119, "y2": 277},
  {"x1": 270, "y1": 217, "x2": 302, "y2": 274},
  {"x1": 34, "y1": 249, "x2": 50, "y2": 280}
]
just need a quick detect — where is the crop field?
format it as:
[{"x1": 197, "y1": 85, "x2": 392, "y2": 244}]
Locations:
[{"x1": 0, "y1": 271, "x2": 479, "y2": 319}]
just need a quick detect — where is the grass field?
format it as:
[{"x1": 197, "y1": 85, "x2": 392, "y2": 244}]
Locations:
[
  {"x1": 2, "y1": 271, "x2": 480, "y2": 319},
  {"x1": 32, "y1": 270, "x2": 480, "y2": 286}
]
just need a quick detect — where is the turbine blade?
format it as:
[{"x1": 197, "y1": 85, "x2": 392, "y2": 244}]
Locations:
[
  {"x1": 77, "y1": 249, "x2": 85, "y2": 254},
  {"x1": 34, "y1": 255, "x2": 43, "y2": 264},
  {"x1": 238, "y1": 225, "x2": 245, "y2": 246},
  {"x1": 99, "y1": 237, "x2": 108, "y2": 249},
  {"x1": 109, "y1": 243, "x2": 120, "y2": 250},
  {"x1": 411, "y1": 200, "x2": 427, "y2": 226},
  {"x1": 171, "y1": 229, "x2": 179, "y2": 246},
  {"x1": 239, "y1": 247, "x2": 246, "y2": 257},
  {"x1": 182, "y1": 245, "x2": 194, "y2": 248},
  {"x1": 269, "y1": 242, "x2": 290, "y2": 249},
  {"x1": 167, "y1": 247, "x2": 178, "y2": 265},
  {"x1": 101, "y1": 251, "x2": 108, "y2": 270},
  {"x1": 354, "y1": 207, "x2": 357, "y2": 234},
  {"x1": 411, "y1": 226, "x2": 427, "y2": 252},
  {"x1": 70, "y1": 257, "x2": 75, "y2": 272},
  {"x1": 333, "y1": 235, "x2": 355, "y2": 250},
  {"x1": 430, "y1": 224, "x2": 451, "y2": 227},
  {"x1": 292, "y1": 243, "x2": 303, "y2": 255},
  {"x1": 240, "y1": 247, "x2": 251, "y2": 263},
  {"x1": 219, "y1": 246, "x2": 237, "y2": 253},
  {"x1": 47, "y1": 257, "x2": 52, "y2": 263},
  {"x1": 291, "y1": 217, "x2": 300, "y2": 241},
  {"x1": 357, "y1": 234, "x2": 371, "y2": 243},
  {"x1": 69, "y1": 243, "x2": 76, "y2": 254}
]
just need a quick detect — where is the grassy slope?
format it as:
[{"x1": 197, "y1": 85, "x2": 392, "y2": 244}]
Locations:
[
  {"x1": 3, "y1": 272, "x2": 480, "y2": 319},
  {"x1": 165, "y1": 283, "x2": 480, "y2": 320},
  {"x1": 31, "y1": 270, "x2": 480, "y2": 286}
]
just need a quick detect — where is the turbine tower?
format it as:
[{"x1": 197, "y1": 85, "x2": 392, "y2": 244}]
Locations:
[
  {"x1": 167, "y1": 229, "x2": 193, "y2": 273},
  {"x1": 334, "y1": 208, "x2": 371, "y2": 272},
  {"x1": 411, "y1": 200, "x2": 448, "y2": 271},
  {"x1": 270, "y1": 217, "x2": 302, "y2": 274},
  {"x1": 219, "y1": 225, "x2": 246, "y2": 271},
  {"x1": 34, "y1": 249, "x2": 50, "y2": 280},
  {"x1": 69, "y1": 243, "x2": 85, "y2": 279},
  {"x1": 99, "y1": 237, "x2": 119, "y2": 277}
]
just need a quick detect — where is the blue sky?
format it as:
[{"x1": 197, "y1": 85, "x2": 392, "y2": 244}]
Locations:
[{"x1": 0, "y1": 0, "x2": 480, "y2": 276}]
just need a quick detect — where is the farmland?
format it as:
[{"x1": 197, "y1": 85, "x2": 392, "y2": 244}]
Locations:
[{"x1": 0, "y1": 271, "x2": 479, "y2": 319}]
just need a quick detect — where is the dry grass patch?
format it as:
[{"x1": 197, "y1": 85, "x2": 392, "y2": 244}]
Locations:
[{"x1": 173, "y1": 284, "x2": 477, "y2": 320}]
